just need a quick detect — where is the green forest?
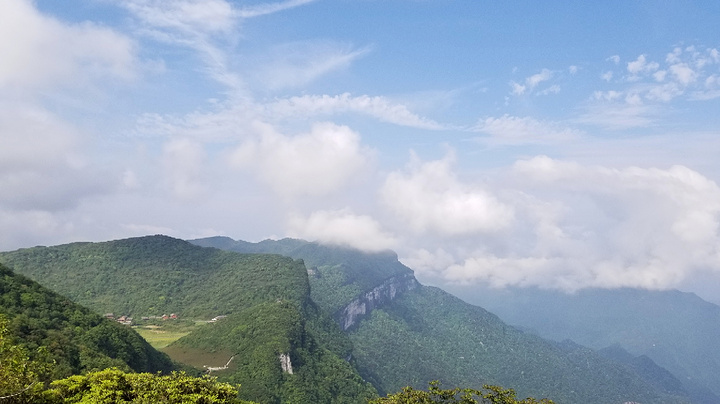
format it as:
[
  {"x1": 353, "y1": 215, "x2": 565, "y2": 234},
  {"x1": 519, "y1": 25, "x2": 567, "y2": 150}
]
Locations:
[{"x1": 0, "y1": 235, "x2": 696, "y2": 403}]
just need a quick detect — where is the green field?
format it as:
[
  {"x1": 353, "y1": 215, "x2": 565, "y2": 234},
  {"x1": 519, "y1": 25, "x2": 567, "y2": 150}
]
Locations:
[{"x1": 133, "y1": 320, "x2": 201, "y2": 349}]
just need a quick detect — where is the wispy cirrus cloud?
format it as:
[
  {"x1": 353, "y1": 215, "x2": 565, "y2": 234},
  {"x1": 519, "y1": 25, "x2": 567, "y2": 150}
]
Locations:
[
  {"x1": 252, "y1": 41, "x2": 371, "y2": 90},
  {"x1": 238, "y1": 0, "x2": 317, "y2": 18},
  {"x1": 472, "y1": 115, "x2": 583, "y2": 145},
  {"x1": 266, "y1": 93, "x2": 447, "y2": 130}
]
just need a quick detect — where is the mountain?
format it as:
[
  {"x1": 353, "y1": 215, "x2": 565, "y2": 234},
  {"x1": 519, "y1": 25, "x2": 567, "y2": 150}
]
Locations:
[
  {"x1": 447, "y1": 285, "x2": 720, "y2": 404},
  {"x1": 0, "y1": 235, "x2": 376, "y2": 404},
  {"x1": 191, "y1": 236, "x2": 692, "y2": 404},
  {"x1": 0, "y1": 262, "x2": 176, "y2": 381}
]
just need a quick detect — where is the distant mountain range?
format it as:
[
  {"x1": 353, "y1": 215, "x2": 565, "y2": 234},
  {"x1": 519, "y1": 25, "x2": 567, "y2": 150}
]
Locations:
[
  {"x1": 0, "y1": 234, "x2": 707, "y2": 403},
  {"x1": 447, "y1": 285, "x2": 720, "y2": 404}
]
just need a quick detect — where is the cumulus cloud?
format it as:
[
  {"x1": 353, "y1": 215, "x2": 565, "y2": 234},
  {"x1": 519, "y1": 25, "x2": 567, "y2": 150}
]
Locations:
[
  {"x1": 584, "y1": 45, "x2": 720, "y2": 129},
  {"x1": 411, "y1": 156, "x2": 720, "y2": 293},
  {"x1": 473, "y1": 115, "x2": 582, "y2": 145},
  {"x1": 0, "y1": 103, "x2": 110, "y2": 211},
  {"x1": 228, "y1": 122, "x2": 373, "y2": 197},
  {"x1": 161, "y1": 138, "x2": 207, "y2": 200},
  {"x1": 509, "y1": 68, "x2": 555, "y2": 96},
  {"x1": 627, "y1": 54, "x2": 659, "y2": 79},
  {"x1": 0, "y1": 0, "x2": 136, "y2": 90},
  {"x1": 381, "y1": 153, "x2": 514, "y2": 236},
  {"x1": 287, "y1": 209, "x2": 397, "y2": 252}
]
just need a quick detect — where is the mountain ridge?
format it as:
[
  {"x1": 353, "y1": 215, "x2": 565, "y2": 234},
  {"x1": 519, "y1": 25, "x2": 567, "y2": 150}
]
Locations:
[{"x1": 191, "y1": 236, "x2": 692, "y2": 404}]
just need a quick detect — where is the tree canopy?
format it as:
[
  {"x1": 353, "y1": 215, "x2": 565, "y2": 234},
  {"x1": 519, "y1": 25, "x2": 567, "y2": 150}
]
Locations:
[{"x1": 370, "y1": 381, "x2": 553, "y2": 404}]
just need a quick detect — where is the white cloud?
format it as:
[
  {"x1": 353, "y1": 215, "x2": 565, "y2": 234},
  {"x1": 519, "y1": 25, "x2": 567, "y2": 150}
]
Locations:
[
  {"x1": 0, "y1": 0, "x2": 136, "y2": 90},
  {"x1": 526, "y1": 68, "x2": 553, "y2": 88},
  {"x1": 267, "y1": 93, "x2": 446, "y2": 130},
  {"x1": 569, "y1": 65, "x2": 578, "y2": 75},
  {"x1": 653, "y1": 70, "x2": 667, "y2": 82},
  {"x1": 410, "y1": 156, "x2": 720, "y2": 293},
  {"x1": 120, "y1": 0, "x2": 244, "y2": 91},
  {"x1": 627, "y1": 54, "x2": 659, "y2": 80},
  {"x1": 161, "y1": 138, "x2": 207, "y2": 200},
  {"x1": 509, "y1": 68, "x2": 555, "y2": 96},
  {"x1": 287, "y1": 209, "x2": 397, "y2": 252},
  {"x1": 122, "y1": 0, "x2": 236, "y2": 36},
  {"x1": 669, "y1": 63, "x2": 698, "y2": 85},
  {"x1": 576, "y1": 102, "x2": 659, "y2": 130},
  {"x1": 473, "y1": 115, "x2": 582, "y2": 145},
  {"x1": 600, "y1": 71, "x2": 613, "y2": 82},
  {"x1": 509, "y1": 81, "x2": 526, "y2": 95},
  {"x1": 380, "y1": 153, "x2": 514, "y2": 236},
  {"x1": 254, "y1": 41, "x2": 370, "y2": 90},
  {"x1": 238, "y1": 0, "x2": 317, "y2": 18},
  {"x1": 228, "y1": 122, "x2": 373, "y2": 197},
  {"x1": 537, "y1": 84, "x2": 561, "y2": 95},
  {"x1": 0, "y1": 103, "x2": 110, "y2": 211},
  {"x1": 607, "y1": 55, "x2": 620, "y2": 65}
]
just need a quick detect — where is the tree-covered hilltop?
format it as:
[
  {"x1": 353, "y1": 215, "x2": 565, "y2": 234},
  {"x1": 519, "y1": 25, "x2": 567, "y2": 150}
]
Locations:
[
  {"x1": 0, "y1": 263, "x2": 176, "y2": 382},
  {"x1": 193, "y1": 236, "x2": 692, "y2": 404},
  {"x1": 0, "y1": 235, "x2": 310, "y2": 318},
  {"x1": 1, "y1": 236, "x2": 376, "y2": 404},
  {"x1": 190, "y1": 237, "x2": 412, "y2": 315}
]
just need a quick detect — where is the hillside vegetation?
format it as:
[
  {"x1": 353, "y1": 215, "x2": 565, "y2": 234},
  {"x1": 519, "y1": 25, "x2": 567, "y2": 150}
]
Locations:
[
  {"x1": 192, "y1": 237, "x2": 692, "y2": 404},
  {"x1": 0, "y1": 262, "x2": 176, "y2": 382},
  {"x1": 0, "y1": 236, "x2": 375, "y2": 404}
]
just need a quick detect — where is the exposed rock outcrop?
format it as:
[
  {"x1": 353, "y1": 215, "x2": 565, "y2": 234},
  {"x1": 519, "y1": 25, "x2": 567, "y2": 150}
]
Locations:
[
  {"x1": 279, "y1": 353, "x2": 293, "y2": 374},
  {"x1": 337, "y1": 272, "x2": 419, "y2": 330}
]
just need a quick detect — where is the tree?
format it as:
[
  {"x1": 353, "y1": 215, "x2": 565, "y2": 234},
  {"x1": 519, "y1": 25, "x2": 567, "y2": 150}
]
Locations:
[
  {"x1": 0, "y1": 314, "x2": 49, "y2": 403},
  {"x1": 47, "y1": 368, "x2": 255, "y2": 403},
  {"x1": 370, "y1": 381, "x2": 554, "y2": 404}
]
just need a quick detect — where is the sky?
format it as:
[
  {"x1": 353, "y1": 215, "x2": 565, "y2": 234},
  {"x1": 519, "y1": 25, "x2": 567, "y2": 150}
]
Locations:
[{"x1": 2, "y1": 0, "x2": 720, "y2": 303}]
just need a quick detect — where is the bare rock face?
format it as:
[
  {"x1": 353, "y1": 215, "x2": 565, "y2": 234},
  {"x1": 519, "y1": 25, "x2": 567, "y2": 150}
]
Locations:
[
  {"x1": 279, "y1": 353, "x2": 293, "y2": 374},
  {"x1": 337, "y1": 273, "x2": 419, "y2": 330}
]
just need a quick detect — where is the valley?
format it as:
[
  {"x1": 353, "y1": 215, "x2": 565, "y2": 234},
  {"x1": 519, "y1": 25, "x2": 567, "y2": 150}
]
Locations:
[{"x1": 2, "y1": 235, "x2": 711, "y2": 403}]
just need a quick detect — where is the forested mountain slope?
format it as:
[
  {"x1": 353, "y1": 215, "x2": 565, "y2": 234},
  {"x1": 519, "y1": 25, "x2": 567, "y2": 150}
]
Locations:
[
  {"x1": 449, "y1": 286, "x2": 720, "y2": 404},
  {"x1": 0, "y1": 236, "x2": 376, "y2": 404},
  {"x1": 191, "y1": 236, "x2": 691, "y2": 404},
  {"x1": 0, "y1": 262, "x2": 176, "y2": 380}
]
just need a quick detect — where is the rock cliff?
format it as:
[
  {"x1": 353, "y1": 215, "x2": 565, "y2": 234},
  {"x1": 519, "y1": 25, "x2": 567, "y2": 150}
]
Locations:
[{"x1": 336, "y1": 272, "x2": 419, "y2": 330}]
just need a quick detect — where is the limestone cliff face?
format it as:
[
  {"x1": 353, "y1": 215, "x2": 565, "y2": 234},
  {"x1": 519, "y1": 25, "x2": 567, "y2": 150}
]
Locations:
[
  {"x1": 337, "y1": 272, "x2": 419, "y2": 330},
  {"x1": 279, "y1": 353, "x2": 293, "y2": 374}
]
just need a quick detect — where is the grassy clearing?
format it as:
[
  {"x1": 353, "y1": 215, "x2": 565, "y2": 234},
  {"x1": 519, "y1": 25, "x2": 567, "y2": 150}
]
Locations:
[
  {"x1": 133, "y1": 319, "x2": 202, "y2": 349},
  {"x1": 134, "y1": 327, "x2": 191, "y2": 349}
]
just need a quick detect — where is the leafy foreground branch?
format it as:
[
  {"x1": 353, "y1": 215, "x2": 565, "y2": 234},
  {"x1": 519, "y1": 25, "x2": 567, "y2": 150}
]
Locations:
[
  {"x1": 370, "y1": 381, "x2": 554, "y2": 404},
  {"x1": 1, "y1": 368, "x2": 255, "y2": 404}
]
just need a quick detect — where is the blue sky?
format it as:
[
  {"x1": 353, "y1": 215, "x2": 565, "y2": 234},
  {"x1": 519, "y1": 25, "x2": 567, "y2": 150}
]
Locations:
[{"x1": 2, "y1": 0, "x2": 720, "y2": 303}]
